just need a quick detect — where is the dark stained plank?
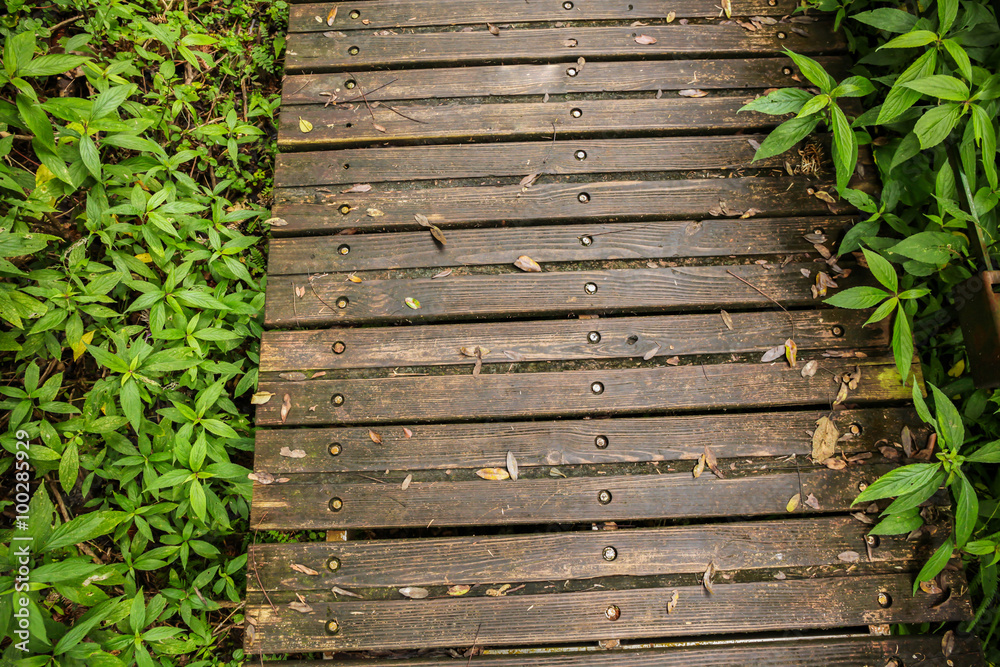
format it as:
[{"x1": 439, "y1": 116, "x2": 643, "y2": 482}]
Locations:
[
  {"x1": 253, "y1": 407, "x2": 914, "y2": 474},
  {"x1": 285, "y1": 22, "x2": 845, "y2": 72},
  {"x1": 259, "y1": 309, "x2": 885, "y2": 372},
  {"x1": 273, "y1": 635, "x2": 985, "y2": 667},
  {"x1": 267, "y1": 217, "x2": 852, "y2": 274},
  {"x1": 291, "y1": 0, "x2": 807, "y2": 32},
  {"x1": 251, "y1": 464, "x2": 892, "y2": 530},
  {"x1": 270, "y1": 177, "x2": 862, "y2": 235},
  {"x1": 276, "y1": 135, "x2": 788, "y2": 186},
  {"x1": 248, "y1": 516, "x2": 938, "y2": 589},
  {"x1": 281, "y1": 57, "x2": 850, "y2": 105},
  {"x1": 255, "y1": 356, "x2": 913, "y2": 426},
  {"x1": 280, "y1": 97, "x2": 782, "y2": 149},
  {"x1": 265, "y1": 262, "x2": 862, "y2": 327},
  {"x1": 245, "y1": 570, "x2": 971, "y2": 652}
]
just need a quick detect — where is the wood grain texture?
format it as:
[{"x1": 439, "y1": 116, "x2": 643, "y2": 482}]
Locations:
[
  {"x1": 279, "y1": 96, "x2": 783, "y2": 149},
  {"x1": 281, "y1": 57, "x2": 850, "y2": 105},
  {"x1": 256, "y1": 355, "x2": 912, "y2": 426},
  {"x1": 271, "y1": 634, "x2": 985, "y2": 667},
  {"x1": 245, "y1": 570, "x2": 971, "y2": 652},
  {"x1": 254, "y1": 407, "x2": 915, "y2": 474},
  {"x1": 275, "y1": 135, "x2": 789, "y2": 187},
  {"x1": 259, "y1": 309, "x2": 885, "y2": 372},
  {"x1": 265, "y1": 262, "x2": 864, "y2": 327},
  {"x1": 291, "y1": 0, "x2": 807, "y2": 32},
  {"x1": 285, "y1": 23, "x2": 844, "y2": 72},
  {"x1": 271, "y1": 177, "x2": 862, "y2": 235},
  {"x1": 248, "y1": 516, "x2": 938, "y2": 589},
  {"x1": 251, "y1": 464, "x2": 892, "y2": 529},
  {"x1": 267, "y1": 217, "x2": 852, "y2": 274}
]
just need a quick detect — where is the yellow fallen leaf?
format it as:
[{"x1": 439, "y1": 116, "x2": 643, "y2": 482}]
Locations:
[
  {"x1": 784, "y1": 338, "x2": 798, "y2": 368},
  {"x1": 692, "y1": 453, "x2": 706, "y2": 478},
  {"x1": 476, "y1": 467, "x2": 511, "y2": 481},
  {"x1": 447, "y1": 585, "x2": 471, "y2": 596},
  {"x1": 405, "y1": 297, "x2": 421, "y2": 309},
  {"x1": 299, "y1": 117, "x2": 313, "y2": 133},
  {"x1": 721, "y1": 0, "x2": 732, "y2": 18},
  {"x1": 71, "y1": 330, "x2": 95, "y2": 361},
  {"x1": 514, "y1": 255, "x2": 542, "y2": 272},
  {"x1": 786, "y1": 493, "x2": 801, "y2": 512},
  {"x1": 347, "y1": 273, "x2": 362, "y2": 283},
  {"x1": 326, "y1": 6, "x2": 338, "y2": 25},
  {"x1": 666, "y1": 11, "x2": 676, "y2": 22},
  {"x1": 948, "y1": 359, "x2": 965, "y2": 377}
]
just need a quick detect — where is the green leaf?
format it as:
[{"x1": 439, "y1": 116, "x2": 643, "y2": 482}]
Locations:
[
  {"x1": 878, "y1": 49, "x2": 937, "y2": 124},
  {"x1": 783, "y1": 49, "x2": 836, "y2": 93},
  {"x1": 904, "y1": 75, "x2": 970, "y2": 101},
  {"x1": 739, "y1": 87, "x2": 814, "y2": 115},
  {"x1": 830, "y1": 104, "x2": 858, "y2": 192},
  {"x1": 45, "y1": 510, "x2": 127, "y2": 552},
  {"x1": 752, "y1": 115, "x2": 820, "y2": 161},
  {"x1": 913, "y1": 103, "x2": 961, "y2": 149},
  {"x1": 862, "y1": 248, "x2": 898, "y2": 292},
  {"x1": 929, "y1": 383, "x2": 964, "y2": 450},
  {"x1": 913, "y1": 537, "x2": 954, "y2": 594},
  {"x1": 938, "y1": 0, "x2": 958, "y2": 34},
  {"x1": 892, "y1": 306, "x2": 914, "y2": 384},
  {"x1": 954, "y1": 472, "x2": 977, "y2": 547},
  {"x1": 824, "y1": 285, "x2": 891, "y2": 309},
  {"x1": 942, "y1": 39, "x2": 973, "y2": 81},
  {"x1": 839, "y1": 217, "x2": 880, "y2": 255},
  {"x1": 879, "y1": 30, "x2": 939, "y2": 50},
  {"x1": 59, "y1": 440, "x2": 79, "y2": 494},
  {"x1": 120, "y1": 380, "x2": 142, "y2": 433},
  {"x1": 882, "y1": 470, "x2": 946, "y2": 514},
  {"x1": 971, "y1": 105, "x2": 997, "y2": 189},
  {"x1": 17, "y1": 93, "x2": 56, "y2": 153},
  {"x1": 868, "y1": 509, "x2": 924, "y2": 535},
  {"x1": 913, "y1": 382, "x2": 933, "y2": 424},
  {"x1": 851, "y1": 8, "x2": 918, "y2": 33},
  {"x1": 78, "y1": 133, "x2": 102, "y2": 180},
  {"x1": 966, "y1": 440, "x2": 1000, "y2": 463},
  {"x1": 190, "y1": 479, "x2": 207, "y2": 520},
  {"x1": 796, "y1": 94, "x2": 830, "y2": 118},
  {"x1": 864, "y1": 296, "x2": 898, "y2": 326},
  {"x1": 853, "y1": 462, "x2": 942, "y2": 505},
  {"x1": 832, "y1": 76, "x2": 875, "y2": 98},
  {"x1": 53, "y1": 598, "x2": 121, "y2": 655},
  {"x1": 887, "y1": 231, "x2": 963, "y2": 264},
  {"x1": 86, "y1": 345, "x2": 129, "y2": 374}
]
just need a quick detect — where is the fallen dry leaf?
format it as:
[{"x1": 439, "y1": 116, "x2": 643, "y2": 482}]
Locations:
[
  {"x1": 942, "y1": 629, "x2": 955, "y2": 657},
  {"x1": 634, "y1": 34, "x2": 658, "y2": 44},
  {"x1": 679, "y1": 89, "x2": 708, "y2": 97},
  {"x1": 487, "y1": 22, "x2": 500, "y2": 35},
  {"x1": 472, "y1": 345, "x2": 483, "y2": 377},
  {"x1": 503, "y1": 350, "x2": 524, "y2": 361},
  {"x1": 280, "y1": 371, "x2": 307, "y2": 382},
  {"x1": 280, "y1": 394, "x2": 291, "y2": 423},
  {"x1": 399, "y1": 586, "x2": 429, "y2": 599},
  {"x1": 476, "y1": 467, "x2": 511, "y2": 481},
  {"x1": 804, "y1": 493, "x2": 820, "y2": 510},
  {"x1": 599, "y1": 639, "x2": 621, "y2": 650},
  {"x1": 643, "y1": 341, "x2": 661, "y2": 360},
  {"x1": 720, "y1": 310, "x2": 734, "y2": 330},
  {"x1": 326, "y1": 6, "x2": 337, "y2": 24},
  {"x1": 705, "y1": 446, "x2": 724, "y2": 478},
  {"x1": 401, "y1": 474, "x2": 412, "y2": 490},
  {"x1": 761, "y1": 344, "x2": 785, "y2": 363},
  {"x1": 289, "y1": 601, "x2": 313, "y2": 613},
  {"x1": 693, "y1": 453, "x2": 707, "y2": 478},
  {"x1": 432, "y1": 269, "x2": 452, "y2": 279},
  {"x1": 666, "y1": 356, "x2": 680, "y2": 365},
  {"x1": 814, "y1": 189, "x2": 837, "y2": 204},
  {"x1": 801, "y1": 360, "x2": 819, "y2": 378},
  {"x1": 519, "y1": 172, "x2": 541, "y2": 189},
  {"x1": 666, "y1": 10, "x2": 676, "y2": 22},
  {"x1": 774, "y1": 571, "x2": 787, "y2": 580},
  {"x1": 373, "y1": 123, "x2": 387, "y2": 133},
  {"x1": 291, "y1": 563, "x2": 319, "y2": 575},
  {"x1": 403, "y1": 427, "x2": 413, "y2": 438},
  {"x1": 666, "y1": 589, "x2": 680, "y2": 613},
  {"x1": 405, "y1": 297, "x2": 421, "y2": 309},
  {"x1": 448, "y1": 585, "x2": 471, "y2": 596},
  {"x1": 514, "y1": 255, "x2": 542, "y2": 272},
  {"x1": 920, "y1": 579, "x2": 944, "y2": 595},
  {"x1": 342, "y1": 183, "x2": 372, "y2": 193},
  {"x1": 263, "y1": 217, "x2": 288, "y2": 227},
  {"x1": 294, "y1": 285, "x2": 305, "y2": 298},
  {"x1": 280, "y1": 447, "x2": 306, "y2": 459},
  {"x1": 251, "y1": 391, "x2": 274, "y2": 405},
  {"x1": 331, "y1": 586, "x2": 362, "y2": 599},
  {"x1": 347, "y1": 273, "x2": 363, "y2": 283},
  {"x1": 248, "y1": 471, "x2": 275, "y2": 485},
  {"x1": 369, "y1": 430, "x2": 383, "y2": 445},
  {"x1": 739, "y1": 207, "x2": 760, "y2": 219},
  {"x1": 834, "y1": 382, "x2": 849, "y2": 406},
  {"x1": 563, "y1": 38, "x2": 578, "y2": 47},
  {"x1": 852, "y1": 512, "x2": 875, "y2": 524},
  {"x1": 838, "y1": 550, "x2": 860, "y2": 563},
  {"x1": 507, "y1": 450, "x2": 519, "y2": 481},
  {"x1": 702, "y1": 561, "x2": 716, "y2": 595},
  {"x1": 784, "y1": 338, "x2": 798, "y2": 368},
  {"x1": 786, "y1": 493, "x2": 801, "y2": 512},
  {"x1": 486, "y1": 584, "x2": 512, "y2": 596},
  {"x1": 824, "y1": 457, "x2": 847, "y2": 470},
  {"x1": 812, "y1": 416, "x2": 839, "y2": 462}
]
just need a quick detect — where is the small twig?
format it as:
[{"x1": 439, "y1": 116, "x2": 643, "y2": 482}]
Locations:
[
  {"x1": 466, "y1": 622, "x2": 483, "y2": 666},
  {"x1": 379, "y1": 103, "x2": 428, "y2": 123},
  {"x1": 48, "y1": 14, "x2": 84, "y2": 33},
  {"x1": 726, "y1": 268, "x2": 795, "y2": 334},
  {"x1": 354, "y1": 473, "x2": 388, "y2": 484},
  {"x1": 346, "y1": 71, "x2": 379, "y2": 126},
  {"x1": 251, "y1": 512, "x2": 277, "y2": 611},
  {"x1": 45, "y1": 477, "x2": 103, "y2": 564},
  {"x1": 335, "y1": 79, "x2": 398, "y2": 105},
  {"x1": 307, "y1": 277, "x2": 340, "y2": 315}
]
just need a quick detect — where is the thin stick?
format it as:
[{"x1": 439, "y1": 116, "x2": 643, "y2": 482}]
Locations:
[
  {"x1": 726, "y1": 268, "x2": 795, "y2": 334},
  {"x1": 466, "y1": 622, "x2": 483, "y2": 666},
  {"x1": 346, "y1": 71, "x2": 379, "y2": 126},
  {"x1": 379, "y1": 103, "x2": 428, "y2": 123},
  {"x1": 335, "y1": 79, "x2": 398, "y2": 104}
]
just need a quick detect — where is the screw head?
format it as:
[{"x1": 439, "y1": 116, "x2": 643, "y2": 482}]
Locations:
[
  {"x1": 338, "y1": 243, "x2": 351, "y2": 255},
  {"x1": 329, "y1": 442, "x2": 342, "y2": 456},
  {"x1": 349, "y1": 9, "x2": 360, "y2": 18},
  {"x1": 337, "y1": 297, "x2": 349, "y2": 309},
  {"x1": 329, "y1": 497, "x2": 344, "y2": 511},
  {"x1": 588, "y1": 331, "x2": 601, "y2": 343},
  {"x1": 571, "y1": 108, "x2": 583, "y2": 118},
  {"x1": 595, "y1": 435, "x2": 609, "y2": 449},
  {"x1": 575, "y1": 150, "x2": 587, "y2": 160},
  {"x1": 567, "y1": 67, "x2": 578, "y2": 77},
  {"x1": 831, "y1": 325, "x2": 845, "y2": 337},
  {"x1": 345, "y1": 79, "x2": 356, "y2": 89},
  {"x1": 814, "y1": 228, "x2": 825, "y2": 235},
  {"x1": 332, "y1": 393, "x2": 345, "y2": 406},
  {"x1": 577, "y1": 192, "x2": 590, "y2": 203},
  {"x1": 591, "y1": 381, "x2": 604, "y2": 394},
  {"x1": 332, "y1": 341, "x2": 346, "y2": 354},
  {"x1": 605, "y1": 604, "x2": 620, "y2": 620},
  {"x1": 877, "y1": 591, "x2": 892, "y2": 608},
  {"x1": 326, "y1": 619, "x2": 340, "y2": 634},
  {"x1": 348, "y1": 46, "x2": 360, "y2": 55},
  {"x1": 777, "y1": 31, "x2": 787, "y2": 39},
  {"x1": 866, "y1": 534, "x2": 880, "y2": 548},
  {"x1": 585, "y1": 282, "x2": 598, "y2": 294},
  {"x1": 598, "y1": 489, "x2": 612, "y2": 505},
  {"x1": 564, "y1": 1, "x2": 574, "y2": 8},
  {"x1": 339, "y1": 204, "x2": 352, "y2": 215},
  {"x1": 603, "y1": 546, "x2": 617, "y2": 561},
  {"x1": 849, "y1": 423, "x2": 862, "y2": 435},
  {"x1": 782, "y1": 67, "x2": 792, "y2": 75},
  {"x1": 858, "y1": 482, "x2": 868, "y2": 492},
  {"x1": 580, "y1": 235, "x2": 593, "y2": 246},
  {"x1": 327, "y1": 556, "x2": 341, "y2": 571}
]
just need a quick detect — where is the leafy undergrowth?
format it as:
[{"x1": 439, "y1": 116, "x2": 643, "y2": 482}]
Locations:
[
  {"x1": 750, "y1": 0, "x2": 999, "y2": 657},
  {"x1": 0, "y1": 0, "x2": 286, "y2": 663}
]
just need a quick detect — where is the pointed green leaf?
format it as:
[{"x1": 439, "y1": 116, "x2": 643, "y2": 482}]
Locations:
[
  {"x1": 862, "y1": 248, "x2": 898, "y2": 292},
  {"x1": 752, "y1": 115, "x2": 820, "y2": 162},
  {"x1": 913, "y1": 537, "x2": 955, "y2": 594},
  {"x1": 929, "y1": 383, "x2": 964, "y2": 450},
  {"x1": 824, "y1": 285, "x2": 891, "y2": 309},
  {"x1": 892, "y1": 306, "x2": 914, "y2": 384}
]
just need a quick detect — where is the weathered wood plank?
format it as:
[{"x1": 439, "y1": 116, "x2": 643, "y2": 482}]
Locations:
[
  {"x1": 271, "y1": 177, "x2": 860, "y2": 235},
  {"x1": 281, "y1": 57, "x2": 850, "y2": 105},
  {"x1": 267, "y1": 217, "x2": 852, "y2": 274},
  {"x1": 251, "y1": 464, "x2": 891, "y2": 530},
  {"x1": 285, "y1": 22, "x2": 845, "y2": 72},
  {"x1": 259, "y1": 309, "x2": 884, "y2": 372},
  {"x1": 276, "y1": 135, "x2": 790, "y2": 186},
  {"x1": 253, "y1": 406, "x2": 913, "y2": 474},
  {"x1": 265, "y1": 262, "x2": 862, "y2": 327},
  {"x1": 248, "y1": 516, "x2": 936, "y2": 589},
  {"x1": 271, "y1": 635, "x2": 985, "y2": 667},
  {"x1": 280, "y1": 97, "x2": 782, "y2": 149},
  {"x1": 245, "y1": 570, "x2": 970, "y2": 652},
  {"x1": 255, "y1": 356, "x2": 912, "y2": 426},
  {"x1": 291, "y1": 0, "x2": 807, "y2": 32}
]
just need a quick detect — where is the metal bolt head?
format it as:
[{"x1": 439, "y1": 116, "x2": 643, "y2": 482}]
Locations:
[
  {"x1": 858, "y1": 482, "x2": 868, "y2": 492},
  {"x1": 876, "y1": 592, "x2": 892, "y2": 608},
  {"x1": 329, "y1": 442, "x2": 342, "y2": 456},
  {"x1": 348, "y1": 46, "x2": 360, "y2": 55},
  {"x1": 567, "y1": 67, "x2": 578, "y2": 77},
  {"x1": 585, "y1": 282, "x2": 598, "y2": 294},
  {"x1": 814, "y1": 228, "x2": 825, "y2": 235},
  {"x1": 588, "y1": 331, "x2": 601, "y2": 343},
  {"x1": 591, "y1": 381, "x2": 604, "y2": 394},
  {"x1": 338, "y1": 244, "x2": 350, "y2": 255},
  {"x1": 327, "y1": 556, "x2": 341, "y2": 571},
  {"x1": 866, "y1": 534, "x2": 880, "y2": 548},
  {"x1": 329, "y1": 497, "x2": 344, "y2": 511},
  {"x1": 782, "y1": 67, "x2": 792, "y2": 75},
  {"x1": 605, "y1": 604, "x2": 620, "y2": 620},
  {"x1": 571, "y1": 108, "x2": 583, "y2": 118},
  {"x1": 767, "y1": 0, "x2": 777, "y2": 4},
  {"x1": 578, "y1": 192, "x2": 590, "y2": 203},
  {"x1": 326, "y1": 619, "x2": 340, "y2": 634},
  {"x1": 339, "y1": 204, "x2": 351, "y2": 215},
  {"x1": 333, "y1": 341, "x2": 347, "y2": 354},
  {"x1": 332, "y1": 393, "x2": 345, "y2": 406},
  {"x1": 563, "y1": 1, "x2": 574, "y2": 8},
  {"x1": 349, "y1": 9, "x2": 360, "y2": 18},
  {"x1": 580, "y1": 235, "x2": 593, "y2": 246},
  {"x1": 575, "y1": 150, "x2": 587, "y2": 160},
  {"x1": 345, "y1": 80, "x2": 356, "y2": 89},
  {"x1": 602, "y1": 546, "x2": 617, "y2": 561},
  {"x1": 595, "y1": 435, "x2": 609, "y2": 449},
  {"x1": 831, "y1": 325, "x2": 845, "y2": 337},
  {"x1": 850, "y1": 423, "x2": 862, "y2": 435},
  {"x1": 337, "y1": 297, "x2": 349, "y2": 309},
  {"x1": 777, "y1": 31, "x2": 787, "y2": 39},
  {"x1": 598, "y1": 489, "x2": 612, "y2": 505}
]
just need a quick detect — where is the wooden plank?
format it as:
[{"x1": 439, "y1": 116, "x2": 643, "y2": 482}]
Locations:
[
  {"x1": 291, "y1": 0, "x2": 807, "y2": 32},
  {"x1": 248, "y1": 516, "x2": 937, "y2": 589},
  {"x1": 251, "y1": 464, "x2": 892, "y2": 530},
  {"x1": 253, "y1": 406, "x2": 915, "y2": 474},
  {"x1": 281, "y1": 56, "x2": 850, "y2": 105},
  {"x1": 245, "y1": 570, "x2": 971, "y2": 652},
  {"x1": 280, "y1": 96, "x2": 783, "y2": 149},
  {"x1": 255, "y1": 356, "x2": 911, "y2": 426},
  {"x1": 276, "y1": 135, "x2": 792, "y2": 187},
  {"x1": 259, "y1": 309, "x2": 884, "y2": 372},
  {"x1": 285, "y1": 22, "x2": 845, "y2": 72},
  {"x1": 267, "y1": 217, "x2": 852, "y2": 275},
  {"x1": 265, "y1": 262, "x2": 864, "y2": 327},
  {"x1": 270, "y1": 177, "x2": 861, "y2": 235},
  {"x1": 267, "y1": 635, "x2": 986, "y2": 666}
]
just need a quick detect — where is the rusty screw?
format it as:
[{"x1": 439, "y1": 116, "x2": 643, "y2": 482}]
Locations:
[
  {"x1": 581, "y1": 235, "x2": 593, "y2": 246},
  {"x1": 332, "y1": 341, "x2": 346, "y2": 354},
  {"x1": 585, "y1": 282, "x2": 598, "y2": 294},
  {"x1": 564, "y1": 1, "x2": 574, "y2": 8},
  {"x1": 327, "y1": 557, "x2": 341, "y2": 571},
  {"x1": 877, "y1": 592, "x2": 892, "y2": 608},
  {"x1": 329, "y1": 497, "x2": 344, "y2": 512},
  {"x1": 777, "y1": 31, "x2": 787, "y2": 39},
  {"x1": 598, "y1": 489, "x2": 613, "y2": 505},
  {"x1": 567, "y1": 67, "x2": 578, "y2": 76},
  {"x1": 348, "y1": 46, "x2": 360, "y2": 55},
  {"x1": 866, "y1": 534, "x2": 880, "y2": 548},
  {"x1": 338, "y1": 244, "x2": 351, "y2": 255},
  {"x1": 602, "y1": 546, "x2": 617, "y2": 561},
  {"x1": 332, "y1": 394, "x2": 345, "y2": 406},
  {"x1": 595, "y1": 435, "x2": 609, "y2": 449},
  {"x1": 858, "y1": 482, "x2": 868, "y2": 492},
  {"x1": 326, "y1": 619, "x2": 340, "y2": 634},
  {"x1": 329, "y1": 442, "x2": 343, "y2": 456},
  {"x1": 605, "y1": 604, "x2": 620, "y2": 620},
  {"x1": 571, "y1": 108, "x2": 583, "y2": 118},
  {"x1": 578, "y1": 192, "x2": 591, "y2": 203},
  {"x1": 575, "y1": 150, "x2": 587, "y2": 160}
]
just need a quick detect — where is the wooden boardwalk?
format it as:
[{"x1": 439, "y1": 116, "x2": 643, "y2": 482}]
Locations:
[{"x1": 248, "y1": 1, "x2": 983, "y2": 662}]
